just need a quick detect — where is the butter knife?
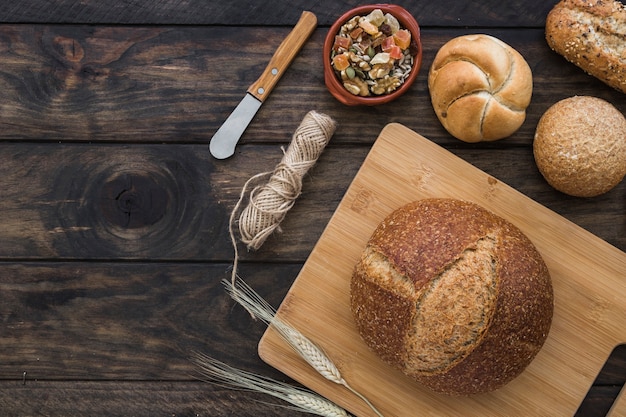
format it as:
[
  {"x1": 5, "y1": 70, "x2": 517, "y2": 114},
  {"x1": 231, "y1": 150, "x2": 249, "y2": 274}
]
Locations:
[{"x1": 209, "y1": 11, "x2": 318, "y2": 159}]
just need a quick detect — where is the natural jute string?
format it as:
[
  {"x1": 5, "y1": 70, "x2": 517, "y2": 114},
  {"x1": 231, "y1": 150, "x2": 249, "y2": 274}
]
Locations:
[{"x1": 228, "y1": 110, "x2": 336, "y2": 286}]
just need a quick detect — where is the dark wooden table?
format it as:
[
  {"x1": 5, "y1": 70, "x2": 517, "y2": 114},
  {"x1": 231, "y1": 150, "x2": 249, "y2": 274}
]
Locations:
[{"x1": 0, "y1": 1, "x2": 624, "y2": 416}]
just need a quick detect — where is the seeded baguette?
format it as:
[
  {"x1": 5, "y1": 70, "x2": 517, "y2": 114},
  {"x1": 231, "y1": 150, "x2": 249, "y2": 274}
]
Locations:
[
  {"x1": 545, "y1": 0, "x2": 626, "y2": 94},
  {"x1": 350, "y1": 198, "x2": 554, "y2": 396}
]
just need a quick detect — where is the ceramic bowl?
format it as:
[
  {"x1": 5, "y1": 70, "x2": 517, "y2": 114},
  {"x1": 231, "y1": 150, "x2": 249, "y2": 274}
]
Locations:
[{"x1": 323, "y1": 4, "x2": 422, "y2": 106}]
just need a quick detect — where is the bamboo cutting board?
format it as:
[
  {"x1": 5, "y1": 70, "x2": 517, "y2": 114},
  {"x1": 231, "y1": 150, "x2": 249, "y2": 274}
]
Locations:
[{"x1": 258, "y1": 123, "x2": 626, "y2": 416}]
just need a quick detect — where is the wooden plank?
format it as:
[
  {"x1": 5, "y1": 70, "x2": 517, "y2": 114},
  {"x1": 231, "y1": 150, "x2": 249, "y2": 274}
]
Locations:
[
  {"x1": 576, "y1": 344, "x2": 626, "y2": 415},
  {"x1": 0, "y1": 143, "x2": 622, "y2": 261},
  {"x1": 577, "y1": 386, "x2": 626, "y2": 417},
  {"x1": 607, "y1": 384, "x2": 626, "y2": 417},
  {"x1": 0, "y1": 262, "x2": 298, "y2": 379},
  {"x1": 0, "y1": 143, "x2": 229, "y2": 260},
  {"x1": 0, "y1": 142, "x2": 350, "y2": 261},
  {"x1": 0, "y1": 381, "x2": 623, "y2": 417},
  {"x1": 259, "y1": 125, "x2": 626, "y2": 417},
  {"x1": 0, "y1": 0, "x2": 557, "y2": 27},
  {"x1": 0, "y1": 380, "x2": 298, "y2": 417},
  {"x1": 594, "y1": 344, "x2": 626, "y2": 385},
  {"x1": 0, "y1": 259, "x2": 622, "y2": 415},
  {"x1": 0, "y1": 25, "x2": 623, "y2": 144}
]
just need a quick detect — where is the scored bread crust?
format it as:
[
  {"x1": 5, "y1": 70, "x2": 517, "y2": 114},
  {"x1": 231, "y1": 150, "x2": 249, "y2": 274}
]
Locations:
[
  {"x1": 428, "y1": 34, "x2": 533, "y2": 142},
  {"x1": 545, "y1": 0, "x2": 626, "y2": 94},
  {"x1": 350, "y1": 198, "x2": 554, "y2": 396}
]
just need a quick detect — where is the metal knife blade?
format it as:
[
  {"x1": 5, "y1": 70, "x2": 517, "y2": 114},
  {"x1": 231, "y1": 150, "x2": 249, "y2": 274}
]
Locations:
[
  {"x1": 209, "y1": 94, "x2": 262, "y2": 160},
  {"x1": 209, "y1": 11, "x2": 317, "y2": 159}
]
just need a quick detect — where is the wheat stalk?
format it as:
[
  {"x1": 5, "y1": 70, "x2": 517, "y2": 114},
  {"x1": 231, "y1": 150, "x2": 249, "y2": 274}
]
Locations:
[
  {"x1": 192, "y1": 351, "x2": 350, "y2": 417},
  {"x1": 223, "y1": 277, "x2": 385, "y2": 417}
]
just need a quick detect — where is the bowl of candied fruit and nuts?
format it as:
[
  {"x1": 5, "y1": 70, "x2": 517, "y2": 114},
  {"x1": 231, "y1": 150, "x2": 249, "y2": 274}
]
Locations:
[{"x1": 323, "y1": 4, "x2": 422, "y2": 106}]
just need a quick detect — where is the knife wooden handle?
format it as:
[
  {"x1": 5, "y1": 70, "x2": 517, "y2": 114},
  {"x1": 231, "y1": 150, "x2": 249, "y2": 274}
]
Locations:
[{"x1": 247, "y1": 11, "x2": 317, "y2": 102}]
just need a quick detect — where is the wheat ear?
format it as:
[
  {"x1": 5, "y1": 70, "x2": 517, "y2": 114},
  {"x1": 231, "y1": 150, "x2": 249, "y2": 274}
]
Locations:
[
  {"x1": 192, "y1": 351, "x2": 349, "y2": 417},
  {"x1": 223, "y1": 277, "x2": 385, "y2": 417}
]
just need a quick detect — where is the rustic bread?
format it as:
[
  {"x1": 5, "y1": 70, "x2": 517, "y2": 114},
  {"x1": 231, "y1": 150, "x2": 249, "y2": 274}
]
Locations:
[
  {"x1": 545, "y1": 0, "x2": 626, "y2": 94},
  {"x1": 533, "y1": 96, "x2": 626, "y2": 197},
  {"x1": 428, "y1": 34, "x2": 533, "y2": 142},
  {"x1": 350, "y1": 198, "x2": 554, "y2": 396}
]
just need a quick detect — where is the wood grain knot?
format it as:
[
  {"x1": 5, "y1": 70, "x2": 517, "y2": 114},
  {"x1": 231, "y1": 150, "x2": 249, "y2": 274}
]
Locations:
[
  {"x1": 52, "y1": 36, "x2": 85, "y2": 63},
  {"x1": 100, "y1": 173, "x2": 169, "y2": 229},
  {"x1": 47, "y1": 148, "x2": 224, "y2": 258},
  {"x1": 46, "y1": 34, "x2": 110, "y2": 88}
]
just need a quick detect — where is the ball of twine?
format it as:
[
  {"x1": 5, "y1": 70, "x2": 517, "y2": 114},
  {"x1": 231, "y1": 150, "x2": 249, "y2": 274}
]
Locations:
[{"x1": 228, "y1": 110, "x2": 336, "y2": 285}]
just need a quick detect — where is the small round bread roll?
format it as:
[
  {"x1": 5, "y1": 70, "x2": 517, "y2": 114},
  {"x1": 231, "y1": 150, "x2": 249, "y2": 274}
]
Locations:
[
  {"x1": 428, "y1": 34, "x2": 533, "y2": 142},
  {"x1": 533, "y1": 96, "x2": 626, "y2": 197},
  {"x1": 350, "y1": 198, "x2": 553, "y2": 396}
]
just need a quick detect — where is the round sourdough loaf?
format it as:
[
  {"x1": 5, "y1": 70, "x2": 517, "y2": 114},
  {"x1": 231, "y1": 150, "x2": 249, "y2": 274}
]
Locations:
[
  {"x1": 350, "y1": 198, "x2": 554, "y2": 396},
  {"x1": 428, "y1": 34, "x2": 533, "y2": 142},
  {"x1": 533, "y1": 96, "x2": 626, "y2": 197}
]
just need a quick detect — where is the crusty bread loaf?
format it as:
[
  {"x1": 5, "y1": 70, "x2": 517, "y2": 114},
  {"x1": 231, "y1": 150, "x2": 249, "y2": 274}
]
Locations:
[
  {"x1": 545, "y1": 0, "x2": 626, "y2": 94},
  {"x1": 428, "y1": 34, "x2": 533, "y2": 143},
  {"x1": 534, "y1": 96, "x2": 626, "y2": 197},
  {"x1": 350, "y1": 198, "x2": 554, "y2": 396}
]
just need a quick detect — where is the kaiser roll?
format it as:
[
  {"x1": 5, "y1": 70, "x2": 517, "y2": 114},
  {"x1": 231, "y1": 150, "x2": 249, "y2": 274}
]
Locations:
[
  {"x1": 428, "y1": 34, "x2": 533, "y2": 142},
  {"x1": 350, "y1": 198, "x2": 554, "y2": 396},
  {"x1": 533, "y1": 96, "x2": 626, "y2": 197}
]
